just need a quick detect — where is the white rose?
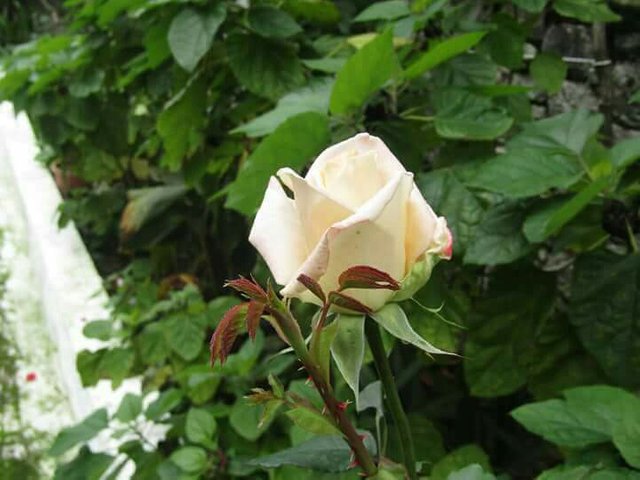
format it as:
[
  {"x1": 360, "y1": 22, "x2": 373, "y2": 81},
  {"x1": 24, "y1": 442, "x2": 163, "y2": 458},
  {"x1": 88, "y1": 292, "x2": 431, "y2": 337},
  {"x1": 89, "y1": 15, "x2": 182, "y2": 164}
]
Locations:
[{"x1": 249, "y1": 133, "x2": 452, "y2": 312}]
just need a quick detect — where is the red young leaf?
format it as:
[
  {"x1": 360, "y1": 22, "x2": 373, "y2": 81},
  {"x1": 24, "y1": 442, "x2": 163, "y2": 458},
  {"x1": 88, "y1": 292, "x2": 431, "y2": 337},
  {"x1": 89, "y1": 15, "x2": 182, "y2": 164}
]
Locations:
[
  {"x1": 210, "y1": 303, "x2": 248, "y2": 365},
  {"x1": 338, "y1": 265, "x2": 400, "y2": 291},
  {"x1": 225, "y1": 277, "x2": 267, "y2": 302},
  {"x1": 297, "y1": 274, "x2": 326, "y2": 303},
  {"x1": 328, "y1": 291, "x2": 372, "y2": 314},
  {"x1": 246, "y1": 300, "x2": 265, "y2": 340}
]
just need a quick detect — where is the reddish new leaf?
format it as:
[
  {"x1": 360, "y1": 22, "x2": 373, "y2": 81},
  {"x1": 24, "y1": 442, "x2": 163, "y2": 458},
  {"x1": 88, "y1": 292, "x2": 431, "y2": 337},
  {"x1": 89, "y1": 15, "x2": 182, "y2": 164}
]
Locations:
[
  {"x1": 210, "y1": 303, "x2": 248, "y2": 365},
  {"x1": 225, "y1": 277, "x2": 268, "y2": 302},
  {"x1": 328, "y1": 291, "x2": 372, "y2": 314},
  {"x1": 246, "y1": 300, "x2": 265, "y2": 340},
  {"x1": 338, "y1": 265, "x2": 400, "y2": 291},
  {"x1": 297, "y1": 274, "x2": 326, "y2": 303}
]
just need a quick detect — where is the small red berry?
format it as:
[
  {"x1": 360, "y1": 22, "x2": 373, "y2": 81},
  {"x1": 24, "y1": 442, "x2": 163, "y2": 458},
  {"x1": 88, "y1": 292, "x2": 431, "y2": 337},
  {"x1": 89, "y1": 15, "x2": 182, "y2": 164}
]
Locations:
[{"x1": 25, "y1": 372, "x2": 37, "y2": 382}]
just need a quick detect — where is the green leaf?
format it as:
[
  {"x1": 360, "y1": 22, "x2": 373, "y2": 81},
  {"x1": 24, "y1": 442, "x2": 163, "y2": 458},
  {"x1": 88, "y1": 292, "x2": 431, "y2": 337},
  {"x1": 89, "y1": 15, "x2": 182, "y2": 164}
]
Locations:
[
  {"x1": 233, "y1": 78, "x2": 333, "y2": 137},
  {"x1": 157, "y1": 78, "x2": 207, "y2": 171},
  {"x1": 370, "y1": 303, "x2": 450, "y2": 355},
  {"x1": 180, "y1": 367, "x2": 221, "y2": 405},
  {"x1": 230, "y1": 398, "x2": 277, "y2": 441},
  {"x1": 227, "y1": 33, "x2": 305, "y2": 99},
  {"x1": 511, "y1": 399, "x2": 608, "y2": 448},
  {"x1": 563, "y1": 385, "x2": 640, "y2": 437},
  {"x1": 434, "y1": 89, "x2": 513, "y2": 140},
  {"x1": 386, "y1": 414, "x2": 445, "y2": 465},
  {"x1": 613, "y1": 409, "x2": 640, "y2": 468},
  {"x1": 469, "y1": 149, "x2": 583, "y2": 198},
  {"x1": 431, "y1": 445, "x2": 491, "y2": 480},
  {"x1": 53, "y1": 447, "x2": 114, "y2": 480},
  {"x1": 283, "y1": 0, "x2": 341, "y2": 24},
  {"x1": 464, "y1": 268, "x2": 555, "y2": 397},
  {"x1": 310, "y1": 319, "x2": 339, "y2": 383},
  {"x1": 512, "y1": 0, "x2": 548, "y2": 12},
  {"x1": 76, "y1": 350, "x2": 102, "y2": 387},
  {"x1": 69, "y1": 69, "x2": 105, "y2": 98},
  {"x1": 225, "y1": 111, "x2": 330, "y2": 215},
  {"x1": 168, "y1": 5, "x2": 226, "y2": 72},
  {"x1": 538, "y1": 465, "x2": 640, "y2": 480},
  {"x1": 331, "y1": 314, "x2": 365, "y2": 407},
  {"x1": 302, "y1": 57, "x2": 347, "y2": 73},
  {"x1": 522, "y1": 177, "x2": 609, "y2": 243},
  {"x1": 186, "y1": 408, "x2": 217, "y2": 448},
  {"x1": 115, "y1": 393, "x2": 142, "y2": 423},
  {"x1": 530, "y1": 52, "x2": 567, "y2": 93},
  {"x1": 553, "y1": 0, "x2": 621, "y2": 23},
  {"x1": 120, "y1": 185, "x2": 188, "y2": 235},
  {"x1": 137, "y1": 323, "x2": 170, "y2": 364},
  {"x1": 512, "y1": 386, "x2": 640, "y2": 454},
  {"x1": 49, "y1": 409, "x2": 109, "y2": 456},
  {"x1": 330, "y1": 29, "x2": 400, "y2": 115},
  {"x1": 404, "y1": 31, "x2": 487, "y2": 79},
  {"x1": 353, "y1": 1, "x2": 410, "y2": 22},
  {"x1": 611, "y1": 136, "x2": 640, "y2": 169},
  {"x1": 468, "y1": 110, "x2": 602, "y2": 197},
  {"x1": 146, "y1": 388, "x2": 183, "y2": 420},
  {"x1": 464, "y1": 202, "x2": 531, "y2": 266},
  {"x1": 170, "y1": 446, "x2": 207, "y2": 473},
  {"x1": 248, "y1": 434, "x2": 376, "y2": 472},
  {"x1": 448, "y1": 464, "x2": 496, "y2": 480},
  {"x1": 165, "y1": 316, "x2": 203, "y2": 361},
  {"x1": 569, "y1": 252, "x2": 640, "y2": 387},
  {"x1": 82, "y1": 320, "x2": 113, "y2": 341},
  {"x1": 285, "y1": 407, "x2": 341, "y2": 435},
  {"x1": 484, "y1": 15, "x2": 526, "y2": 69},
  {"x1": 630, "y1": 89, "x2": 640, "y2": 104},
  {"x1": 249, "y1": 6, "x2": 302, "y2": 38},
  {"x1": 510, "y1": 109, "x2": 604, "y2": 155},
  {"x1": 417, "y1": 170, "x2": 484, "y2": 254},
  {"x1": 98, "y1": 347, "x2": 134, "y2": 388}
]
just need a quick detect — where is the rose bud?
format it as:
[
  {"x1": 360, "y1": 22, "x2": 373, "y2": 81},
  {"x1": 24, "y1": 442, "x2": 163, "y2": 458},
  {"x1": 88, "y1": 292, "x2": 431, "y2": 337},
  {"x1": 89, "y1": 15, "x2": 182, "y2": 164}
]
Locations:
[{"x1": 249, "y1": 133, "x2": 452, "y2": 312}]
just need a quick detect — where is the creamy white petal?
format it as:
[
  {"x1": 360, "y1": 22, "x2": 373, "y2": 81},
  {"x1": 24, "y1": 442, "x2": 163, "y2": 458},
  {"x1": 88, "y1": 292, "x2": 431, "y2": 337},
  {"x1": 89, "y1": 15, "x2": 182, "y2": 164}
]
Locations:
[
  {"x1": 305, "y1": 133, "x2": 408, "y2": 209},
  {"x1": 277, "y1": 168, "x2": 352, "y2": 249},
  {"x1": 249, "y1": 177, "x2": 308, "y2": 286},
  {"x1": 404, "y1": 188, "x2": 450, "y2": 270},
  {"x1": 282, "y1": 172, "x2": 413, "y2": 312}
]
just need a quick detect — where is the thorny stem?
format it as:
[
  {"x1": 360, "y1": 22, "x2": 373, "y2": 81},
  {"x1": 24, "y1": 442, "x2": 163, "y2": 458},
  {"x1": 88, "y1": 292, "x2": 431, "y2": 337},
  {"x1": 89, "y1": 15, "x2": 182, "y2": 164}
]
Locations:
[
  {"x1": 365, "y1": 318, "x2": 417, "y2": 480},
  {"x1": 269, "y1": 307, "x2": 378, "y2": 477}
]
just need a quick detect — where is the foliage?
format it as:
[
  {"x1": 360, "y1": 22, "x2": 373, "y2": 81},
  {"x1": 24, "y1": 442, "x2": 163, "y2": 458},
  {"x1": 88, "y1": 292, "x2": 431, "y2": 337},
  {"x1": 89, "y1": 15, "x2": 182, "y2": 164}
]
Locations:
[
  {"x1": 1, "y1": 0, "x2": 639, "y2": 478},
  {"x1": 0, "y1": 231, "x2": 49, "y2": 478}
]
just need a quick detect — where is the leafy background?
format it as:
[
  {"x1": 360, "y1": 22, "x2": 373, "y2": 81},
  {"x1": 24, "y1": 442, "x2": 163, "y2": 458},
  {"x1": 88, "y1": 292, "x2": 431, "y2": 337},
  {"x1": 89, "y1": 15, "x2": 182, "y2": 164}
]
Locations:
[{"x1": 1, "y1": 0, "x2": 640, "y2": 478}]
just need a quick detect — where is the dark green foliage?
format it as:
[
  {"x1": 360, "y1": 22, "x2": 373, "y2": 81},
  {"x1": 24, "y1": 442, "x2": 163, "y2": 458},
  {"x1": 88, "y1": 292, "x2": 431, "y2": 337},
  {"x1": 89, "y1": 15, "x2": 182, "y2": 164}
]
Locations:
[{"x1": 1, "y1": 0, "x2": 639, "y2": 479}]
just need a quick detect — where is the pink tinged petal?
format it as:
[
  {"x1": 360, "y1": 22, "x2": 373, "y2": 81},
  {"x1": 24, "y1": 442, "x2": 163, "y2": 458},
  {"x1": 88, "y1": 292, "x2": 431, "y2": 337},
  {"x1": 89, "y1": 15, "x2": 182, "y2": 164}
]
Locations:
[
  {"x1": 430, "y1": 219, "x2": 452, "y2": 258},
  {"x1": 282, "y1": 172, "x2": 413, "y2": 312},
  {"x1": 249, "y1": 177, "x2": 307, "y2": 286},
  {"x1": 405, "y1": 187, "x2": 449, "y2": 270},
  {"x1": 277, "y1": 168, "x2": 352, "y2": 249}
]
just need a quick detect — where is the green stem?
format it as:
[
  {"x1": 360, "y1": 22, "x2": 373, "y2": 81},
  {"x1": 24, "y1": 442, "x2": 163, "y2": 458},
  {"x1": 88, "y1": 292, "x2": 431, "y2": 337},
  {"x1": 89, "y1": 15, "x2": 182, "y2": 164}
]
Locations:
[
  {"x1": 365, "y1": 318, "x2": 417, "y2": 480},
  {"x1": 270, "y1": 308, "x2": 378, "y2": 477}
]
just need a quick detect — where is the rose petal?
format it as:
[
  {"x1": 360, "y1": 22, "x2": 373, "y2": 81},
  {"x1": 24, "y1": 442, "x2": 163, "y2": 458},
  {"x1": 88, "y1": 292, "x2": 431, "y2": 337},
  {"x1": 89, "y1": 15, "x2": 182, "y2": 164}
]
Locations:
[
  {"x1": 305, "y1": 133, "x2": 407, "y2": 209},
  {"x1": 277, "y1": 168, "x2": 352, "y2": 249},
  {"x1": 249, "y1": 177, "x2": 308, "y2": 285},
  {"x1": 405, "y1": 189, "x2": 449, "y2": 269},
  {"x1": 282, "y1": 172, "x2": 413, "y2": 312}
]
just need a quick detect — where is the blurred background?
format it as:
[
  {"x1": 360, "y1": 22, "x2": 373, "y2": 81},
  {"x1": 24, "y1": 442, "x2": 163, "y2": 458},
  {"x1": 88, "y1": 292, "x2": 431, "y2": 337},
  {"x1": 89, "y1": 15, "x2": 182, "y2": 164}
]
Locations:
[{"x1": 0, "y1": 0, "x2": 639, "y2": 479}]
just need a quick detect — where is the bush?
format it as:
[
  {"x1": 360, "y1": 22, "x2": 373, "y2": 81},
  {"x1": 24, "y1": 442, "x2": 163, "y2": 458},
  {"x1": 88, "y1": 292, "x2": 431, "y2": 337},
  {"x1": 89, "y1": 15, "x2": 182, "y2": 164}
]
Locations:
[{"x1": 1, "y1": 0, "x2": 639, "y2": 478}]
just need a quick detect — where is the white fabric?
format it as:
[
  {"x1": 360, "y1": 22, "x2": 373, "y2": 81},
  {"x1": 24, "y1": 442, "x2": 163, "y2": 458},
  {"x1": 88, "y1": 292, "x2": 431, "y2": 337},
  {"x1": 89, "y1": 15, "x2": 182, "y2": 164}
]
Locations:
[{"x1": 0, "y1": 103, "x2": 153, "y2": 466}]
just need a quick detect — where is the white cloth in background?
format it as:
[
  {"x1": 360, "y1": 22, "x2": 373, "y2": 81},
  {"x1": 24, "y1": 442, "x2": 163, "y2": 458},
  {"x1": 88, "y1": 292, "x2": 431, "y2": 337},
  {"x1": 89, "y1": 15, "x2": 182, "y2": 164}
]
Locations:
[{"x1": 0, "y1": 102, "x2": 144, "y2": 456}]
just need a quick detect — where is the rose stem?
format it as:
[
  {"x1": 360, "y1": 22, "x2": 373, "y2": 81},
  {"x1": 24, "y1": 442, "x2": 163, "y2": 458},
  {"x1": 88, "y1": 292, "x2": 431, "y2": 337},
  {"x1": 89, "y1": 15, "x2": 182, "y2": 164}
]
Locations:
[
  {"x1": 269, "y1": 307, "x2": 378, "y2": 477},
  {"x1": 365, "y1": 318, "x2": 417, "y2": 480}
]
